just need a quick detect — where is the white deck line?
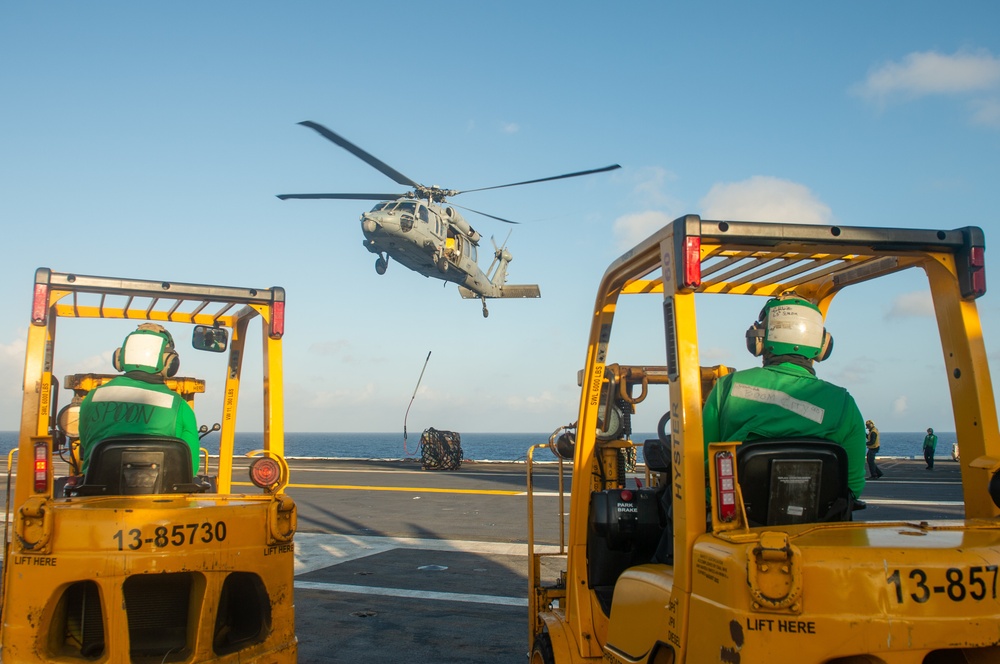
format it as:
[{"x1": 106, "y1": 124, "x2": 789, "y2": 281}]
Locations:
[
  {"x1": 293, "y1": 532, "x2": 562, "y2": 576},
  {"x1": 294, "y1": 580, "x2": 527, "y2": 607},
  {"x1": 292, "y1": 533, "x2": 559, "y2": 606}
]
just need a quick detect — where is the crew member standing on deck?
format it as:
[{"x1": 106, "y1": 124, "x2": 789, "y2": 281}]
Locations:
[
  {"x1": 865, "y1": 420, "x2": 884, "y2": 479},
  {"x1": 78, "y1": 323, "x2": 200, "y2": 473},
  {"x1": 923, "y1": 427, "x2": 938, "y2": 470}
]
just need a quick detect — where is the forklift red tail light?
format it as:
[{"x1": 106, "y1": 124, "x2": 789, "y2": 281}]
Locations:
[
  {"x1": 682, "y1": 236, "x2": 701, "y2": 288},
  {"x1": 972, "y1": 269, "x2": 986, "y2": 298},
  {"x1": 971, "y1": 246, "x2": 985, "y2": 268},
  {"x1": 970, "y1": 246, "x2": 986, "y2": 298},
  {"x1": 715, "y1": 451, "x2": 737, "y2": 522},
  {"x1": 249, "y1": 456, "x2": 281, "y2": 488},
  {"x1": 31, "y1": 283, "x2": 50, "y2": 325},
  {"x1": 270, "y1": 301, "x2": 285, "y2": 339},
  {"x1": 33, "y1": 442, "x2": 48, "y2": 492}
]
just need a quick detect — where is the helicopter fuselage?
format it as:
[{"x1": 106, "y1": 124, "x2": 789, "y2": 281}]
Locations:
[
  {"x1": 360, "y1": 198, "x2": 506, "y2": 296},
  {"x1": 277, "y1": 120, "x2": 598, "y2": 315}
]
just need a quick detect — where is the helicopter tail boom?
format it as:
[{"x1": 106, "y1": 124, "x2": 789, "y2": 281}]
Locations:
[{"x1": 457, "y1": 285, "x2": 540, "y2": 300}]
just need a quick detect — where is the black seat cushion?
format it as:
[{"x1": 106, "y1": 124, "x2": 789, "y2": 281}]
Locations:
[
  {"x1": 736, "y1": 438, "x2": 851, "y2": 527},
  {"x1": 72, "y1": 436, "x2": 201, "y2": 496}
]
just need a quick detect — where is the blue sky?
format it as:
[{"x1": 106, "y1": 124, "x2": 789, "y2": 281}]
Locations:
[{"x1": 1, "y1": 2, "x2": 998, "y2": 437}]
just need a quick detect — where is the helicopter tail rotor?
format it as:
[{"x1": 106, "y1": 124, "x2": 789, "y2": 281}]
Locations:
[{"x1": 486, "y1": 230, "x2": 514, "y2": 282}]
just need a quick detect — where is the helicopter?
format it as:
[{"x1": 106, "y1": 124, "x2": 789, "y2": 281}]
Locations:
[{"x1": 277, "y1": 121, "x2": 620, "y2": 317}]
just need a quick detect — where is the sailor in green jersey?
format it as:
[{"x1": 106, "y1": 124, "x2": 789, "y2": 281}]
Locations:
[
  {"x1": 703, "y1": 295, "x2": 867, "y2": 499},
  {"x1": 923, "y1": 427, "x2": 938, "y2": 469},
  {"x1": 78, "y1": 323, "x2": 200, "y2": 473}
]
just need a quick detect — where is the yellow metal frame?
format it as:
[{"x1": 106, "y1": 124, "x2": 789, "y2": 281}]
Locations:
[
  {"x1": 528, "y1": 216, "x2": 1000, "y2": 663},
  {"x1": 2, "y1": 268, "x2": 297, "y2": 663}
]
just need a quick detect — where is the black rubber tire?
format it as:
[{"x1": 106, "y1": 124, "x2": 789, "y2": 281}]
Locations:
[{"x1": 530, "y1": 633, "x2": 555, "y2": 664}]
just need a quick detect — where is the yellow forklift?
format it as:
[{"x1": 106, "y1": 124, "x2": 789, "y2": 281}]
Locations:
[
  {"x1": 2, "y1": 268, "x2": 297, "y2": 663},
  {"x1": 528, "y1": 216, "x2": 1000, "y2": 663}
]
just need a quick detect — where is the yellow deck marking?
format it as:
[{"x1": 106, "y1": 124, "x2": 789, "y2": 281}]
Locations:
[{"x1": 233, "y1": 481, "x2": 523, "y2": 496}]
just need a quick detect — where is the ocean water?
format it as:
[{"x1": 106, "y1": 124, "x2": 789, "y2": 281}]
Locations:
[{"x1": 0, "y1": 430, "x2": 957, "y2": 462}]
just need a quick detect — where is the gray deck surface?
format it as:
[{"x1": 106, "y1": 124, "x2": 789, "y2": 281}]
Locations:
[{"x1": 279, "y1": 456, "x2": 964, "y2": 662}]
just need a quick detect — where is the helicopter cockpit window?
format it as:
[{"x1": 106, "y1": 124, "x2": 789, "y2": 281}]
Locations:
[
  {"x1": 418, "y1": 206, "x2": 429, "y2": 223},
  {"x1": 465, "y1": 243, "x2": 477, "y2": 262},
  {"x1": 371, "y1": 202, "x2": 389, "y2": 212},
  {"x1": 397, "y1": 201, "x2": 416, "y2": 231}
]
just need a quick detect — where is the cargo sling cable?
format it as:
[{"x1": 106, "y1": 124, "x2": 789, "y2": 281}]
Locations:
[{"x1": 403, "y1": 350, "x2": 432, "y2": 456}]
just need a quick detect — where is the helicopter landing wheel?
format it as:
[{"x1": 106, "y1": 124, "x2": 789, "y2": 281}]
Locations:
[
  {"x1": 481, "y1": 300, "x2": 489, "y2": 318},
  {"x1": 375, "y1": 256, "x2": 388, "y2": 275}
]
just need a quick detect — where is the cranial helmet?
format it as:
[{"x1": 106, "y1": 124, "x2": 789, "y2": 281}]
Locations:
[
  {"x1": 745, "y1": 295, "x2": 833, "y2": 361},
  {"x1": 866, "y1": 420, "x2": 874, "y2": 428},
  {"x1": 112, "y1": 323, "x2": 180, "y2": 377}
]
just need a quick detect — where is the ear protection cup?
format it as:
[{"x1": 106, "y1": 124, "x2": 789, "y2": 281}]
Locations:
[
  {"x1": 745, "y1": 301, "x2": 769, "y2": 356},
  {"x1": 745, "y1": 321, "x2": 765, "y2": 356},
  {"x1": 112, "y1": 346, "x2": 124, "y2": 372},
  {"x1": 815, "y1": 329, "x2": 833, "y2": 362},
  {"x1": 162, "y1": 350, "x2": 180, "y2": 377}
]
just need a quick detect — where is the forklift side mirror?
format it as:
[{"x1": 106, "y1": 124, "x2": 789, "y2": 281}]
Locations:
[{"x1": 192, "y1": 325, "x2": 228, "y2": 353}]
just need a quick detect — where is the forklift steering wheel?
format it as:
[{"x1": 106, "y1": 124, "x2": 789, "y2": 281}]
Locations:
[{"x1": 657, "y1": 411, "x2": 671, "y2": 446}]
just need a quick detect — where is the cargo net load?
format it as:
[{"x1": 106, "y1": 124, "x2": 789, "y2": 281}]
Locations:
[{"x1": 420, "y1": 428, "x2": 463, "y2": 471}]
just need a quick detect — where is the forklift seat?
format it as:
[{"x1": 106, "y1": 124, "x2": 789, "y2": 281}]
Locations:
[
  {"x1": 736, "y1": 438, "x2": 852, "y2": 527},
  {"x1": 70, "y1": 436, "x2": 205, "y2": 496}
]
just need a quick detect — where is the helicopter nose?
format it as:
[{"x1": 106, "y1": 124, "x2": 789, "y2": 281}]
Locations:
[{"x1": 361, "y1": 214, "x2": 378, "y2": 234}]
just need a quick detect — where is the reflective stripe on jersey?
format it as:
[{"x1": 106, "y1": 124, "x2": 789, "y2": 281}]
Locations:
[
  {"x1": 730, "y1": 382, "x2": 825, "y2": 424},
  {"x1": 90, "y1": 384, "x2": 175, "y2": 410}
]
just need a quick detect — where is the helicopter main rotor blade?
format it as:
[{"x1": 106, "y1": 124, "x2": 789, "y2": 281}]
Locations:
[
  {"x1": 297, "y1": 121, "x2": 422, "y2": 189},
  {"x1": 456, "y1": 164, "x2": 621, "y2": 195},
  {"x1": 450, "y1": 203, "x2": 519, "y2": 225},
  {"x1": 276, "y1": 192, "x2": 407, "y2": 201}
]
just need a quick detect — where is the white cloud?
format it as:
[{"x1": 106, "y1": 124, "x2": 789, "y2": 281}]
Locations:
[
  {"x1": 699, "y1": 176, "x2": 833, "y2": 225},
  {"x1": 611, "y1": 175, "x2": 830, "y2": 251},
  {"x1": 698, "y1": 345, "x2": 732, "y2": 362},
  {"x1": 305, "y1": 382, "x2": 378, "y2": 409},
  {"x1": 970, "y1": 98, "x2": 1000, "y2": 128},
  {"x1": 501, "y1": 122, "x2": 520, "y2": 134},
  {"x1": 612, "y1": 210, "x2": 673, "y2": 250},
  {"x1": 892, "y1": 396, "x2": 909, "y2": 415},
  {"x1": 608, "y1": 167, "x2": 688, "y2": 249},
  {"x1": 309, "y1": 339, "x2": 350, "y2": 356},
  {"x1": 0, "y1": 335, "x2": 27, "y2": 429},
  {"x1": 855, "y1": 49, "x2": 1000, "y2": 103},
  {"x1": 632, "y1": 166, "x2": 679, "y2": 208},
  {"x1": 505, "y1": 390, "x2": 568, "y2": 413},
  {"x1": 0, "y1": 336, "x2": 25, "y2": 363},
  {"x1": 887, "y1": 291, "x2": 934, "y2": 319},
  {"x1": 76, "y1": 351, "x2": 113, "y2": 374},
  {"x1": 831, "y1": 362, "x2": 874, "y2": 387}
]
